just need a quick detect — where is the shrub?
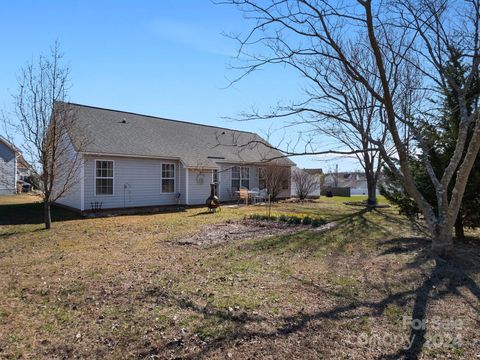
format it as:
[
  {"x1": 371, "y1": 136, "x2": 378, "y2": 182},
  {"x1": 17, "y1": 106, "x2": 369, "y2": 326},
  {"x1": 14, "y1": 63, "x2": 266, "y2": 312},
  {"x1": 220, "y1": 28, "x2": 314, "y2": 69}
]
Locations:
[
  {"x1": 249, "y1": 214, "x2": 327, "y2": 227},
  {"x1": 248, "y1": 214, "x2": 277, "y2": 221},
  {"x1": 302, "y1": 216, "x2": 313, "y2": 225},
  {"x1": 311, "y1": 218, "x2": 327, "y2": 227},
  {"x1": 287, "y1": 216, "x2": 302, "y2": 225}
]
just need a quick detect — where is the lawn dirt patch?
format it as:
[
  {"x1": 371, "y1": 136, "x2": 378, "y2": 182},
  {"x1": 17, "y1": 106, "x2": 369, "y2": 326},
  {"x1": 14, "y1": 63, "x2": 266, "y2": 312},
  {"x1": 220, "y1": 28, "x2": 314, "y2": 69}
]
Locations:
[{"x1": 172, "y1": 219, "x2": 335, "y2": 246}]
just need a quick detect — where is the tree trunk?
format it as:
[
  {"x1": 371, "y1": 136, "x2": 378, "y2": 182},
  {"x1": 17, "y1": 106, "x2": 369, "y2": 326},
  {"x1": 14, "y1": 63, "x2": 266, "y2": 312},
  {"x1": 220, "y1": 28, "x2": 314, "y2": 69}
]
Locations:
[
  {"x1": 362, "y1": 150, "x2": 377, "y2": 206},
  {"x1": 454, "y1": 216, "x2": 465, "y2": 241},
  {"x1": 366, "y1": 177, "x2": 377, "y2": 206},
  {"x1": 431, "y1": 226, "x2": 453, "y2": 258},
  {"x1": 44, "y1": 201, "x2": 52, "y2": 230}
]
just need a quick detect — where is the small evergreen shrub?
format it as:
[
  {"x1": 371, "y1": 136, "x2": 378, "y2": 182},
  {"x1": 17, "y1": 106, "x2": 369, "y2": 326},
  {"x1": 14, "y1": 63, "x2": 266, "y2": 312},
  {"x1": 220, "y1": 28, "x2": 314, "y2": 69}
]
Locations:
[
  {"x1": 302, "y1": 216, "x2": 313, "y2": 225},
  {"x1": 311, "y1": 218, "x2": 327, "y2": 227},
  {"x1": 286, "y1": 215, "x2": 302, "y2": 225}
]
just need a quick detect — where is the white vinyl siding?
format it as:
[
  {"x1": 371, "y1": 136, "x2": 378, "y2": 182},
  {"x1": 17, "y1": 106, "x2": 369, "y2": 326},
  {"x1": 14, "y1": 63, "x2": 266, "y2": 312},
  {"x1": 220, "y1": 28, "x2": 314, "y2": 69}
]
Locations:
[
  {"x1": 53, "y1": 135, "x2": 83, "y2": 209},
  {"x1": 186, "y1": 169, "x2": 212, "y2": 205},
  {"x1": 0, "y1": 141, "x2": 16, "y2": 195},
  {"x1": 83, "y1": 156, "x2": 181, "y2": 210}
]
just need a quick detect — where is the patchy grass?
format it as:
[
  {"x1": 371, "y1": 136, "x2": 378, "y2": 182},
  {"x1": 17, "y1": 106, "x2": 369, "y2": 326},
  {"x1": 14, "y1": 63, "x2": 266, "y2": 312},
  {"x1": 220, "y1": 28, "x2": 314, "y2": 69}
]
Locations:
[{"x1": 0, "y1": 195, "x2": 479, "y2": 359}]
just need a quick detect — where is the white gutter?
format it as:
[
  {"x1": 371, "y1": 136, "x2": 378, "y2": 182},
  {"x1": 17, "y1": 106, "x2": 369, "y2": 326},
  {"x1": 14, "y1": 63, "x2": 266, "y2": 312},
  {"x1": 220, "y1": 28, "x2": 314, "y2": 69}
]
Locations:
[{"x1": 80, "y1": 151, "x2": 182, "y2": 162}]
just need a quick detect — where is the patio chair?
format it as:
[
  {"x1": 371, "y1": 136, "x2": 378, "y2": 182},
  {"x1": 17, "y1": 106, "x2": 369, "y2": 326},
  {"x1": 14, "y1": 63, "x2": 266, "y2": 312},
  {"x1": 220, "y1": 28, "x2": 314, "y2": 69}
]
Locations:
[
  {"x1": 250, "y1": 187, "x2": 259, "y2": 203},
  {"x1": 254, "y1": 188, "x2": 268, "y2": 204},
  {"x1": 237, "y1": 187, "x2": 249, "y2": 205}
]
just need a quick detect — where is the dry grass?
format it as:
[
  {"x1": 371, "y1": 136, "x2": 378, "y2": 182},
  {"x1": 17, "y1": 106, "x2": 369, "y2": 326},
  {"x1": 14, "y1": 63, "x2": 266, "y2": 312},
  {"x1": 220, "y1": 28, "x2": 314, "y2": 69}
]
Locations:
[{"x1": 0, "y1": 195, "x2": 479, "y2": 359}]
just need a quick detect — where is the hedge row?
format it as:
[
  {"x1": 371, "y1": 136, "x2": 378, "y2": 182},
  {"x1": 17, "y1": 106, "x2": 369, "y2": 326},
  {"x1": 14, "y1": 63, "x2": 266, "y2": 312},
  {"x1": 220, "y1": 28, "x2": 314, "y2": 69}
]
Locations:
[{"x1": 248, "y1": 214, "x2": 327, "y2": 227}]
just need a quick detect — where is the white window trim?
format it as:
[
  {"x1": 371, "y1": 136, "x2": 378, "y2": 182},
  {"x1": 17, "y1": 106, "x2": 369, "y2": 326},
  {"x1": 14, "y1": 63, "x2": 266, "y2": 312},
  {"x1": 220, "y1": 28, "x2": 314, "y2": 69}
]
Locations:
[
  {"x1": 94, "y1": 159, "x2": 115, "y2": 197},
  {"x1": 161, "y1": 162, "x2": 176, "y2": 194}
]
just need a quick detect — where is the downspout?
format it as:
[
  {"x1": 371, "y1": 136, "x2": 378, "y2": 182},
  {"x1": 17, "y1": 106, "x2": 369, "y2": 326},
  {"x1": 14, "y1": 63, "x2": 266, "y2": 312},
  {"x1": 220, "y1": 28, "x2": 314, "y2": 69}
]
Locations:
[
  {"x1": 80, "y1": 156, "x2": 85, "y2": 211},
  {"x1": 14, "y1": 153, "x2": 18, "y2": 194},
  {"x1": 185, "y1": 168, "x2": 189, "y2": 205}
]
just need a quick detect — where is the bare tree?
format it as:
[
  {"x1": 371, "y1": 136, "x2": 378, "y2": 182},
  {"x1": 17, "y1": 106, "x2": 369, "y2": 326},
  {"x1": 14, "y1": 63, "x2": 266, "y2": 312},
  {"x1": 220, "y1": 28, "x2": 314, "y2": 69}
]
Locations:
[
  {"x1": 222, "y1": 0, "x2": 480, "y2": 257},
  {"x1": 259, "y1": 161, "x2": 290, "y2": 200},
  {"x1": 292, "y1": 168, "x2": 320, "y2": 200},
  {"x1": 306, "y1": 50, "x2": 389, "y2": 205},
  {"x1": 5, "y1": 42, "x2": 85, "y2": 229}
]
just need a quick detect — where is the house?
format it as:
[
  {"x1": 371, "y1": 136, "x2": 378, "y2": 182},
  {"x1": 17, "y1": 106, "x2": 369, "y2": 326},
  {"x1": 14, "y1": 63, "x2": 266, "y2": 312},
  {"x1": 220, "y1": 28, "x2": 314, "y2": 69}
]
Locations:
[
  {"x1": 17, "y1": 155, "x2": 31, "y2": 182},
  {"x1": 0, "y1": 136, "x2": 33, "y2": 195},
  {"x1": 323, "y1": 171, "x2": 382, "y2": 196},
  {"x1": 0, "y1": 136, "x2": 21, "y2": 195},
  {"x1": 55, "y1": 103, "x2": 295, "y2": 212}
]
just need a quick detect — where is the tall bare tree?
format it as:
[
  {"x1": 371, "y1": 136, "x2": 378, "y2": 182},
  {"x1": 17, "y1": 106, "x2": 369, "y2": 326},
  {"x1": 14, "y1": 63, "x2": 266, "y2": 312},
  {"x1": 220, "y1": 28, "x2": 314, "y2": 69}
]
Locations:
[
  {"x1": 6, "y1": 42, "x2": 85, "y2": 229},
  {"x1": 222, "y1": 0, "x2": 480, "y2": 257},
  {"x1": 307, "y1": 50, "x2": 389, "y2": 205},
  {"x1": 237, "y1": 46, "x2": 389, "y2": 204}
]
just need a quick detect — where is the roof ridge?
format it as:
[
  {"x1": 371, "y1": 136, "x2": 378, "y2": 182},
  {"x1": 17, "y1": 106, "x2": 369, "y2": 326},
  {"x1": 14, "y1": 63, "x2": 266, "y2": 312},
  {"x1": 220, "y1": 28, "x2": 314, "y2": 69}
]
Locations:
[{"x1": 61, "y1": 101, "x2": 256, "y2": 135}]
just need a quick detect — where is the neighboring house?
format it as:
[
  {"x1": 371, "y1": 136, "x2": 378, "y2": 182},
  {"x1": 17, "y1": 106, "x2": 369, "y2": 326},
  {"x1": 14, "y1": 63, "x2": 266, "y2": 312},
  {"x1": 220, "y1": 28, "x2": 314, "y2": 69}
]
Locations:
[
  {"x1": 17, "y1": 155, "x2": 31, "y2": 182},
  {"x1": 323, "y1": 171, "x2": 382, "y2": 195},
  {"x1": 55, "y1": 103, "x2": 295, "y2": 212},
  {"x1": 0, "y1": 136, "x2": 21, "y2": 195}
]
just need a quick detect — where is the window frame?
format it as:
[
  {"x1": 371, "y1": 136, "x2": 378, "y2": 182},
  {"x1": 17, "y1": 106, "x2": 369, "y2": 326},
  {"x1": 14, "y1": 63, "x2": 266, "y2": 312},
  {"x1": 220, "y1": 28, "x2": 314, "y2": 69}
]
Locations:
[
  {"x1": 94, "y1": 159, "x2": 115, "y2": 196},
  {"x1": 231, "y1": 166, "x2": 250, "y2": 190},
  {"x1": 161, "y1": 162, "x2": 176, "y2": 194}
]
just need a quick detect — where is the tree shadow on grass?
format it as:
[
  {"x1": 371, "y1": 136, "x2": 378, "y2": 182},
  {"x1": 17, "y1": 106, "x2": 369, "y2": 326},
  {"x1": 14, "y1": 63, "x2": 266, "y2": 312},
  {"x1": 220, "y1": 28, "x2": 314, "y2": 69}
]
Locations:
[
  {"x1": 0, "y1": 202, "x2": 81, "y2": 225},
  {"x1": 373, "y1": 208, "x2": 430, "y2": 237},
  {"x1": 188, "y1": 211, "x2": 216, "y2": 217},
  {"x1": 144, "y1": 236, "x2": 479, "y2": 359},
  {"x1": 377, "y1": 238, "x2": 480, "y2": 359}
]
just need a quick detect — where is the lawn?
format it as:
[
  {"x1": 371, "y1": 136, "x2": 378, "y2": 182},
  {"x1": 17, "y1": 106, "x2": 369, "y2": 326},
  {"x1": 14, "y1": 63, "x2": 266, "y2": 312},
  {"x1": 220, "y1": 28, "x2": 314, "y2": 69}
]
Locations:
[{"x1": 0, "y1": 195, "x2": 479, "y2": 359}]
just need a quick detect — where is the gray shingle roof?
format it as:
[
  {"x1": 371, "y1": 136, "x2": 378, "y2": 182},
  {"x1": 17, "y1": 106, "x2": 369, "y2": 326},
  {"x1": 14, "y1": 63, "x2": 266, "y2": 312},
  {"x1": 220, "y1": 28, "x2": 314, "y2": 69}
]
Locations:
[{"x1": 65, "y1": 102, "x2": 295, "y2": 168}]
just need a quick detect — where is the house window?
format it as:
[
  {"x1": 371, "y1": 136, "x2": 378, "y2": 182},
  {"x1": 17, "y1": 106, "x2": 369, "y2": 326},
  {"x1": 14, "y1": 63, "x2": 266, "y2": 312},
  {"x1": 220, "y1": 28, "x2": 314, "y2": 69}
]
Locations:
[
  {"x1": 95, "y1": 160, "x2": 114, "y2": 195},
  {"x1": 212, "y1": 169, "x2": 218, "y2": 183},
  {"x1": 162, "y1": 163, "x2": 175, "y2": 193},
  {"x1": 258, "y1": 167, "x2": 266, "y2": 190},
  {"x1": 231, "y1": 166, "x2": 249, "y2": 190}
]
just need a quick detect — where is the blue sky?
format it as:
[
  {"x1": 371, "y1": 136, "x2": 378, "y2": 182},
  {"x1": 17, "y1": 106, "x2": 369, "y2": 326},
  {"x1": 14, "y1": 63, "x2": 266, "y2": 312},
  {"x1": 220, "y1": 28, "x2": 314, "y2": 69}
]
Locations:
[{"x1": 0, "y1": 0, "x2": 359, "y2": 171}]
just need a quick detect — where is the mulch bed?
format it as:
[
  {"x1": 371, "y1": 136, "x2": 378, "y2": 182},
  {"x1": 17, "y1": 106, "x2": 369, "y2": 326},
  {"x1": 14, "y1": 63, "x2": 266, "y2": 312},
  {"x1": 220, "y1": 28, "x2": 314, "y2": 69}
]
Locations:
[{"x1": 172, "y1": 219, "x2": 337, "y2": 246}]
